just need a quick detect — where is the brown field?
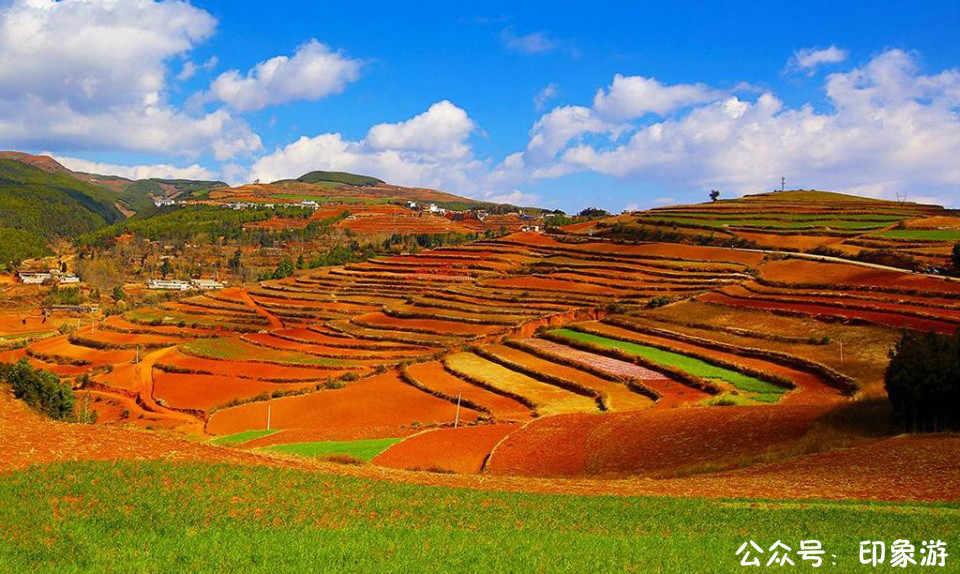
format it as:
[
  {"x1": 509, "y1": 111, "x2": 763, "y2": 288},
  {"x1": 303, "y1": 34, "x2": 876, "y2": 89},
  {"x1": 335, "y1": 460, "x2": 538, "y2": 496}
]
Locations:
[
  {"x1": 700, "y1": 290, "x2": 959, "y2": 333},
  {"x1": 373, "y1": 423, "x2": 520, "y2": 474},
  {"x1": 759, "y1": 258, "x2": 960, "y2": 294},
  {"x1": 206, "y1": 371, "x2": 479, "y2": 439},
  {"x1": 158, "y1": 351, "x2": 339, "y2": 381},
  {"x1": 353, "y1": 311, "x2": 504, "y2": 336},
  {"x1": 485, "y1": 404, "x2": 827, "y2": 478},
  {"x1": 403, "y1": 361, "x2": 533, "y2": 420},
  {"x1": 153, "y1": 371, "x2": 317, "y2": 412}
]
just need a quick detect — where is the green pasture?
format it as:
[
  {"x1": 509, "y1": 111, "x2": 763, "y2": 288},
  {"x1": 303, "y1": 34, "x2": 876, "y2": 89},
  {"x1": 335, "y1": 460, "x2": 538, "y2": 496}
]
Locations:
[
  {"x1": 210, "y1": 429, "x2": 278, "y2": 446},
  {"x1": 257, "y1": 437, "x2": 403, "y2": 461},
  {"x1": 0, "y1": 461, "x2": 954, "y2": 573}
]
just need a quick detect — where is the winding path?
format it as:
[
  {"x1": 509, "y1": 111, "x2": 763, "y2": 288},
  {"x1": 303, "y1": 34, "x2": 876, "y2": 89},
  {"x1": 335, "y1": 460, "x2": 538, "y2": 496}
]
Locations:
[{"x1": 240, "y1": 288, "x2": 284, "y2": 330}]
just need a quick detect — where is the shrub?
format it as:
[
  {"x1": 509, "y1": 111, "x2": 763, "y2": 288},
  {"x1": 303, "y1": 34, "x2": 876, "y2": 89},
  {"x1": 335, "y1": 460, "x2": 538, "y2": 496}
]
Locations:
[
  {"x1": 317, "y1": 454, "x2": 365, "y2": 466},
  {"x1": 0, "y1": 359, "x2": 75, "y2": 421},
  {"x1": 340, "y1": 372, "x2": 360, "y2": 382},
  {"x1": 604, "y1": 302, "x2": 628, "y2": 315},
  {"x1": 884, "y1": 330, "x2": 960, "y2": 432},
  {"x1": 646, "y1": 296, "x2": 673, "y2": 309}
]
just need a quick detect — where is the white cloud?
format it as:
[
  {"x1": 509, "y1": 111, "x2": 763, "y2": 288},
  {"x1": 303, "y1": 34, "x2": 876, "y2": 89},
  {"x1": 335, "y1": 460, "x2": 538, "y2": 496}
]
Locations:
[
  {"x1": 525, "y1": 105, "x2": 618, "y2": 161},
  {"x1": 53, "y1": 155, "x2": 217, "y2": 181},
  {"x1": 534, "y1": 83, "x2": 558, "y2": 110},
  {"x1": 366, "y1": 101, "x2": 474, "y2": 157},
  {"x1": 517, "y1": 50, "x2": 960, "y2": 206},
  {"x1": 480, "y1": 189, "x2": 540, "y2": 206},
  {"x1": 521, "y1": 74, "x2": 726, "y2": 164},
  {"x1": 250, "y1": 101, "x2": 485, "y2": 193},
  {"x1": 501, "y1": 27, "x2": 560, "y2": 54},
  {"x1": 208, "y1": 40, "x2": 362, "y2": 112},
  {"x1": 787, "y1": 45, "x2": 849, "y2": 75},
  {"x1": 592, "y1": 74, "x2": 720, "y2": 121},
  {"x1": 177, "y1": 56, "x2": 218, "y2": 81},
  {"x1": 0, "y1": 0, "x2": 259, "y2": 159}
]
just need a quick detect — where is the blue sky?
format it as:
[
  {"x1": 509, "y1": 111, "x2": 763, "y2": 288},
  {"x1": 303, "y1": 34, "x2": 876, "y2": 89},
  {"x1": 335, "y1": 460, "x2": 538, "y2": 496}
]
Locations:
[{"x1": 0, "y1": 0, "x2": 958, "y2": 212}]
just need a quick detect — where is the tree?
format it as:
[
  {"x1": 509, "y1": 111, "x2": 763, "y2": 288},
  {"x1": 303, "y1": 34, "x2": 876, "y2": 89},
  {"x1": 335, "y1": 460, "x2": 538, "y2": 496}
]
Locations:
[
  {"x1": 0, "y1": 359, "x2": 75, "y2": 420},
  {"x1": 112, "y1": 285, "x2": 125, "y2": 301},
  {"x1": 884, "y1": 329, "x2": 960, "y2": 432},
  {"x1": 709, "y1": 190, "x2": 720, "y2": 202},
  {"x1": 159, "y1": 259, "x2": 173, "y2": 279},
  {"x1": 76, "y1": 257, "x2": 123, "y2": 293},
  {"x1": 952, "y1": 242, "x2": 960, "y2": 274},
  {"x1": 271, "y1": 257, "x2": 295, "y2": 280},
  {"x1": 577, "y1": 207, "x2": 610, "y2": 218},
  {"x1": 228, "y1": 248, "x2": 243, "y2": 272}
]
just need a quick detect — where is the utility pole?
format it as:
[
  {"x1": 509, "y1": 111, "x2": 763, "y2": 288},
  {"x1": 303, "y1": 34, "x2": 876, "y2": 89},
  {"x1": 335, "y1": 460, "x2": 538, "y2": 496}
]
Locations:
[
  {"x1": 781, "y1": 177, "x2": 786, "y2": 192},
  {"x1": 839, "y1": 340, "x2": 843, "y2": 363},
  {"x1": 454, "y1": 391, "x2": 462, "y2": 429},
  {"x1": 135, "y1": 345, "x2": 140, "y2": 364},
  {"x1": 266, "y1": 402, "x2": 271, "y2": 431}
]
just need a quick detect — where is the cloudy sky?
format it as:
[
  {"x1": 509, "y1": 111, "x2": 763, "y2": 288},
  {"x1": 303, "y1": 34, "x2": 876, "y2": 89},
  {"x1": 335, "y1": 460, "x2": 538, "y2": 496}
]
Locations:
[{"x1": 1, "y1": 0, "x2": 958, "y2": 212}]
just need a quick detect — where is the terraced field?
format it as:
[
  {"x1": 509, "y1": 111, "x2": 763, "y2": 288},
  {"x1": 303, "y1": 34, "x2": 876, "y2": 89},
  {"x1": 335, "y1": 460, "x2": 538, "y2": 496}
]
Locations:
[
  {"x1": 581, "y1": 190, "x2": 959, "y2": 270},
  {"x1": 9, "y1": 192, "x2": 959, "y2": 477}
]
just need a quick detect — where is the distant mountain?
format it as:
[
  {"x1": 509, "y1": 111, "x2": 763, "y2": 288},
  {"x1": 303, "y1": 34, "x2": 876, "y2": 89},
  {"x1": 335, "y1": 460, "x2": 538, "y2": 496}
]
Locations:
[
  {"x1": 232, "y1": 170, "x2": 527, "y2": 211},
  {"x1": 0, "y1": 157, "x2": 124, "y2": 266},
  {"x1": 106, "y1": 178, "x2": 228, "y2": 214},
  {"x1": 293, "y1": 170, "x2": 384, "y2": 187},
  {"x1": 0, "y1": 152, "x2": 228, "y2": 266}
]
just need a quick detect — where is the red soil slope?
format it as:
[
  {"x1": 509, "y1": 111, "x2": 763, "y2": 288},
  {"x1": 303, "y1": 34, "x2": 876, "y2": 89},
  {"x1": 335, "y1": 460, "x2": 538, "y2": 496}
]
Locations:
[
  {"x1": 373, "y1": 423, "x2": 519, "y2": 474},
  {"x1": 206, "y1": 371, "x2": 479, "y2": 440},
  {"x1": 485, "y1": 404, "x2": 826, "y2": 478}
]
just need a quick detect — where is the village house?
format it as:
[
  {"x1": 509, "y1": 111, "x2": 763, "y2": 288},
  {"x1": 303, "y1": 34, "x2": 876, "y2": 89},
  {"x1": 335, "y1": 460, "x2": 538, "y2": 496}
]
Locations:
[{"x1": 146, "y1": 279, "x2": 192, "y2": 291}]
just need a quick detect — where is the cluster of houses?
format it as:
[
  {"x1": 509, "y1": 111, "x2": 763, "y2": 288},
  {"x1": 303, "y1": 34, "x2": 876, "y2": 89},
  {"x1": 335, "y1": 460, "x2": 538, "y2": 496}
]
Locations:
[
  {"x1": 404, "y1": 201, "x2": 449, "y2": 215},
  {"x1": 153, "y1": 198, "x2": 187, "y2": 208},
  {"x1": 146, "y1": 278, "x2": 225, "y2": 291},
  {"x1": 221, "y1": 200, "x2": 321, "y2": 211},
  {"x1": 17, "y1": 269, "x2": 80, "y2": 285},
  {"x1": 403, "y1": 201, "x2": 546, "y2": 229}
]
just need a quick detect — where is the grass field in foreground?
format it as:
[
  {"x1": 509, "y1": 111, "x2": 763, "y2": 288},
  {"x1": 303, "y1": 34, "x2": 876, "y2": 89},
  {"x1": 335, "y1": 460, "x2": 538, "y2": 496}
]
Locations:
[
  {"x1": 550, "y1": 329, "x2": 785, "y2": 397},
  {"x1": 257, "y1": 437, "x2": 403, "y2": 461},
  {"x1": 0, "y1": 461, "x2": 955, "y2": 574}
]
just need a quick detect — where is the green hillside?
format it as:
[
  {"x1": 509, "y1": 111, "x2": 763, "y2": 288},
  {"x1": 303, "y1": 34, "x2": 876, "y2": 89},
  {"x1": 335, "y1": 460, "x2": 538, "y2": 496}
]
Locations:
[
  {"x1": 115, "y1": 178, "x2": 228, "y2": 212},
  {"x1": 294, "y1": 171, "x2": 384, "y2": 187},
  {"x1": 0, "y1": 159, "x2": 124, "y2": 265}
]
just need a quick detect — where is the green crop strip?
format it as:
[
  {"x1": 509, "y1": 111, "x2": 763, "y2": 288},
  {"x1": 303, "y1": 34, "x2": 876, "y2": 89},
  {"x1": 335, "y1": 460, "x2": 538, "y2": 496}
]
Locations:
[
  {"x1": 549, "y1": 329, "x2": 785, "y2": 397},
  {"x1": 257, "y1": 437, "x2": 403, "y2": 461}
]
